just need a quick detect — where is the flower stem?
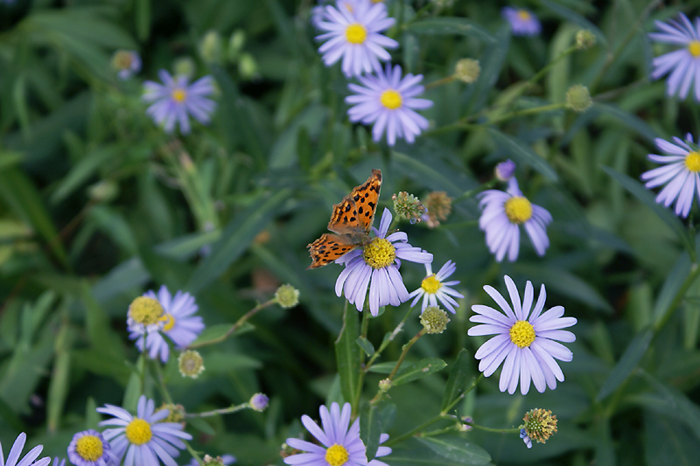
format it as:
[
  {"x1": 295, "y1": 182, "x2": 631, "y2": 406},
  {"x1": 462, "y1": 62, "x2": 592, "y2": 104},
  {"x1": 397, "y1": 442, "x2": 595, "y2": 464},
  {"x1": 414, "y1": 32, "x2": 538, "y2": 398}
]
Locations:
[
  {"x1": 463, "y1": 421, "x2": 520, "y2": 434},
  {"x1": 370, "y1": 328, "x2": 427, "y2": 405},
  {"x1": 484, "y1": 103, "x2": 566, "y2": 126},
  {"x1": 425, "y1": 75, "x2": 456, "y2": 91},
  {"x1": 364, "y1": 305, "x2": 414, "y2": 372},
  {"x1": 384, "y1": 415, "x2": 453, "y2": 446},
  {"x1": 184, "y1": 402, "x2": 250, "y2": 418},
  {"x1": 453, "y1": 180, "x2": 499, "y2": 203},
  {"x1": 188, "y1": 299, "x2": 276, "y2": 349},
  {"x1": 440, "y1": 374, "x2": 484, "y2": 415}
]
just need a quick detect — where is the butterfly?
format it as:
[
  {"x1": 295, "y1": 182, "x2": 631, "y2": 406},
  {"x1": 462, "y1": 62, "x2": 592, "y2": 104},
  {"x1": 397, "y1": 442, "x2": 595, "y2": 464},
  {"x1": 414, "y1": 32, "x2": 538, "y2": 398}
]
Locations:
[{"x1": 307, "y1": 169, "x2": 382, "y2": 269}]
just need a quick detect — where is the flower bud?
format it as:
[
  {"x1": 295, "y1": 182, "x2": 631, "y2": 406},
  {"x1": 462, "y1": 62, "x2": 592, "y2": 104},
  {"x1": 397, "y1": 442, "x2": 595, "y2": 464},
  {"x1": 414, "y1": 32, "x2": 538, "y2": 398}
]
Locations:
[
  {"x1": 454, "y1": 58, "x2": 480, "y2": 83},
  {"x1": 423, "y1": 191, "x2": 452, "y2": 228},
  {"x1": 495, "y1": 160, "x2": 516, "y2": 181},
  {"x1": 199, "y1": 30, "x2": 223, "y2": 64},
  {"x1": 173, "y1": 57, "x2": 196, "y2": 79},
  {"x1": 228, "y1": 30, "x2": 246, "y2": 61},
  {"x1": 178, "y1": 350, "x2": 205, "y2": 378},
  {"x1": 575, "y1": 30, "x2": 596, "y2": 50},
  {"x1": 378, "y1": 378, "x2": 393, "y2": 392},
  {"x1": 392, "y1": 192, "x2": 427, "y2": 224},
  {"x1": 157, "y1": 403, "x2": 185, "y2": 423},
  {"x1": 275, "y1": 284, "x2": 300, "y2": 308},
  {"x1": 420, "y1": 306, "x2": 450, "y2": 334},
  {"x1": 521, "y1": 408, "x2": 558, "y2": 446},
  {"x1": 249, "y1": 393, "x2": 269, "y2": 412},
  {"x1": 566, "y1": 84, "x2": 592, "y2": 112}
]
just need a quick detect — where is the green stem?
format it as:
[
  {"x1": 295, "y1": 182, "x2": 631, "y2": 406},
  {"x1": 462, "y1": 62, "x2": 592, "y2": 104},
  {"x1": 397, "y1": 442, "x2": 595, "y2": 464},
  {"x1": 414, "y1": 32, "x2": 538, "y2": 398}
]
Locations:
[
  {"x1": 464, "y1": 422, "x2": 520, "y2": 434},
  {"x1": 654, "y1": 261, "x2": 700, "y2": 331},
  {"x1": 370, "y1": 328, "x2": 426, "y2": 405},
  {"x1": 184, "y1": 402, "x2": 250, "y2": 418},
  {"x1": 152, "y1": 359, "x2": 174, "y2": 405},
  {"x1": 384, "y1": 415, "x2": 453, "y2": 446},
  {"x1": 441, "y1": 374, "x2": 484, "y2": 415},
  {"x1": 365, "y1": 305, "x2": 415, "y2": 371},
  {"x1": 352, "y1": 305, "x2": 371, "y2": 414},
  {"x1": 453, "y1": 180, "x2": 498, "y2": 204},
  {"x1": 485, "y1": 103, "x2": 566, "y2": 126},
  {"x1": 188, "y1": 299, "x2": 276, "y2": 349},
  {"x1": 522, "y1": 45, "x2": 578, "y2": 92},
  {"x1": 184, "y1": 441, "x2": 203, "y2": 465},
  {"x1": 425, "y1": 75, "x2": 456, "y2": 91}
]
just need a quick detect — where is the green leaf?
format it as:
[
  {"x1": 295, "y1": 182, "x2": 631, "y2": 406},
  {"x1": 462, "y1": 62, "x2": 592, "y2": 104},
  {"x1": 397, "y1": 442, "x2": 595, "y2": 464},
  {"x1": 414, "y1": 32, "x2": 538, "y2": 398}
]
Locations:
[
  {"x1": 594, "y1": 103, "x2": 657, "y2": 143},
  {"x1": 357, "y1": 337, "x2": 375, "y2": 357},
  {"x1": 135, "y1": 0, "x2": 151, "y2": 41},
  {"x1": 52, "y1": 147, "x2": 115, "y2": 204},
  {"x1": 488, "y1": 128, "x2": 559, "y2": 181},
  {"x1": 188, "y1": 417, "x2": 216, "y2": 436},
  {"x1": 47, "y1": 350, "x2": 71, "y2": 432},
  {"x1": 186, "y1": 188, "x2": 291, "y2": 293},
  {"x1": 541, "y1": 0, "x2": 607, "y2": 45},
  {"x1": 393, "y1": 358, "x2": 447, "y2": 386},
  {"x1": 405, "y1": 18, "x2": 495, "y2": 43},
  {"x1": 441, "y1": 349, "x2": 472, "y2": 412},
  {"x1": 644, "y1": 411, "x2": 700, "y2": 464},
  {"x1": 415, "y1": 436, "x2": 491, "y2": 465},
  {"x1": 467, "y1": 26, "x2": 510, "y2": 114},
  {"x1": 596, "y1": 328, "x2": 653, "y2": 401},
  {"x1": 86, "y1": 398, "x2": 99, "y2": 430},
  {"x1": 602, "y1": 166, "x2": 694, "y2": 255},
  {"x1": 335, "y1": 305, "x2": 361, "y2": 407},
  {"x1": 360, "y1": 403, "x2": 382, "y2": 461},
  {"x1": 651, "y1": 250, "x2": 691, "y2": 329},
  {"x1": 123, "y1": 355, "x2": 145, "y2": 412},
  {"x1": 367, "y1": 361, "x2": 396, "y2": 374},
  {"x1": 386, "y1": 443, "x2": 476, "y2": 466}
]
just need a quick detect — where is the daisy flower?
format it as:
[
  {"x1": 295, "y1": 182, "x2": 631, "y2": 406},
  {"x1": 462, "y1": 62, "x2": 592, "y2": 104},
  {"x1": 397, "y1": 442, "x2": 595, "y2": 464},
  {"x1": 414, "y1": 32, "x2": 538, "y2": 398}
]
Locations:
[
  {"x1": 97, "y1": 395, "x2": 192, "y2": 466},
  {"x1": 335, "y1": 208, "x2": 433, "y2": 316},
  {"x1": 129, "y1": 285, "x2": 205, "y2": 363},
  {"x1": 649, "y1": 13, "x2": 700, "y2": 101},
  {"x1": 641, "y1": 134, "x2": 700, "y2": 217},
  {"x1": 112, "y1": 50, "x2": 141, "y2": 80},
  {"x1": 142, "y1": 70, "x2": 216, "y2": 134},
  {"x1": 408, "y1": 260, "x2": 464, "y2": 314},
  {"x1": 67, "y1": 430, "x2": 118, "y2": 466},
  {"x1": 468, "y1": 275, "x2": 577, "y2": 395},
  {"x1": 284, "y1": 402, "x2": 391, "y2": 466},
  {"x1": 0, "y1": 433, "x2": 50, "y2": 466},
  {"x1": 345, "y1": 64, "x2": 433, "y2": 146},
  {"x1": 315, "y1": 0, "x2": 398, "y2": 77},
  {"x1": 501, "y1": 7, "x2": 541, "y2": 36},
  {"x1": 478, "y1": 178, "x2": 552, "y2": 262}
]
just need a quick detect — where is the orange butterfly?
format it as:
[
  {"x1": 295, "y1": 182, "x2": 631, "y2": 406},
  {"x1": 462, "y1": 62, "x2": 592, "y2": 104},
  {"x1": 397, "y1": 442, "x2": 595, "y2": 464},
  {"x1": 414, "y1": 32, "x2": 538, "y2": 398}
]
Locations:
[{"x1": 307, "y1": 169, "x2": 383, "y2": 269}]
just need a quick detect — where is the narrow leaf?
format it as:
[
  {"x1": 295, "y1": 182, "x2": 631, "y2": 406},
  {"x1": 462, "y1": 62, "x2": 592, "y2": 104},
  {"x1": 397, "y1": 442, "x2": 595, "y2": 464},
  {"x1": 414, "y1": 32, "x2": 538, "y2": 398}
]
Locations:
[
  {"x1": 360, "y1": 403, "x2": 382, "y2": 461},
  {"x1": 541, "y1": 0, "x2": 607, "y2": 45},
  {"x1": 356, "y1": 337, "x2": 375, "y2": 357},
  {"x1": 596, "y1": 329, "x2": 653, "y2": 401},
  {"x1": 405, "y1": 18, "x2": 495, "y2": 43},
  {"x1": 441, "y1": 349, "x2": 472, "y2": 412},
  {"x1": 651, "y1": 250, "x2": 691, "y2": 328},
  {"x1": 416, "y1": 435, "x2": 491, "y2": 465},
  {"x1": 488, "y1": 128, "x2": 559, "y2": 181},
  {"x1": 393, "y1": 358, "x2": 447, "y2": 386},
  {"x1": 335, "y1": 306, "x2": 361, "y2": 406}
]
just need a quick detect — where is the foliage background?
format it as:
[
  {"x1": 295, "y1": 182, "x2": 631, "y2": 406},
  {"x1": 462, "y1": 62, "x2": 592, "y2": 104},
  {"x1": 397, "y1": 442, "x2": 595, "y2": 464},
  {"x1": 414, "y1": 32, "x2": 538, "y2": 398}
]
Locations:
[{"x1": 1, "y1": 0, "x2": 700, "y2": 465}]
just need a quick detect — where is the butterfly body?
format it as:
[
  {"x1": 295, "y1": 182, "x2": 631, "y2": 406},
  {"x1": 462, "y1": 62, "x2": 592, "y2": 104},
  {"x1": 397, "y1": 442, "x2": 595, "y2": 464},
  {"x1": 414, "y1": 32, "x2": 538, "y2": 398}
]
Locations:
[{"x1": 307, "y1": 169, "x2": 382, "y2": 269}]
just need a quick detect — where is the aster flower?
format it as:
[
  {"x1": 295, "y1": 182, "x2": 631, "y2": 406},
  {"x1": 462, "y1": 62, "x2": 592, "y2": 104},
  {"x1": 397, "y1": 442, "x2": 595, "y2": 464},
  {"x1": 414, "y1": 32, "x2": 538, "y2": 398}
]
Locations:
[
  {"x1": 284, "y1": 402, "x2": 391, "y2": 466},
  {"x1": 112, "y1": 50, "x2": 141, "y2": 80},
  {"x1": 67, "y1": 430, "x2": 117, "y2": 466},
  {"x1": 0, "y1": 433, "x2": 50, "y2": 466},
  {"x1": 335, "y1": 208, "x2": 433, "y2": 316},
  {"x1": 408, "y1": 260, "x2": 464, "y2": 314},
  {"x1": 649, "y1": 13, "x2": 700, "y2": 101},
  {"x1": 97, "y1": 395, "x2": 192, "y2": 466},
  {"x1": 502, "y1": 7, "x2": 541, "y2": 36},
  {"x1": 315, "y1": 0, "x2": 397, "y2": 77},
  {"x1": 142, "y1": 70, "x2": 216, "y2": 134},
  {"x1": 641, "y1": 134, "x2": 700, "y2": 217},
  {"x1": 478, "y1": 178, "x2": 552, "y2": 262},
  {"x1": 346, "y1": 64, "x2": 433, "y2": 146},
  {"x1": 129, "y1": 285, "x2": 205, "y2": 363},
  {"x1": 185, "y1": 454, "x2": 236, "y2": 466},
  {"x1": 468, "y1": 275, "x2": 577, "y2": 395}
]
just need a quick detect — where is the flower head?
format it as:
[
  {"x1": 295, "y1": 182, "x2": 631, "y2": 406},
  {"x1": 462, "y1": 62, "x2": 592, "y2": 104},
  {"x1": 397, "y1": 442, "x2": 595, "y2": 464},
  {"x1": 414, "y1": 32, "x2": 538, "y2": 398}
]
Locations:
[
  {"x1": 335, "y1": 208, "x2": 433, "y2": 316},
  {"x1": 409, "y1": 260, "x2": 463, "y2": 313},
  {"x1": 97, "y1": 395, "x2": 192, "y2": 466},
  {"x1": 649, "y1": 13, "x2": 700, "y2": 101},
  {"x1": 641, "y1": 134, "x2": 700, "y2": 217},
  {"x1": 112, "y1": 50, "x2": 141, "y2": 80},
  {"x1": 129, "y1": 285, "x2": 205, "y2": 363},
  {"x1": 346, "y1": 64, "x2": 433, "y2": 146},
  {"x1": 178, "y1": 349, "x2": 205, "y2": 378},
  {"x1": 0, "y1": 433, "x2": 50, "y2": 466},
  {"x1": 142, "y1": 70, "x2": 216, "y2": 134},
  {"x1": 502, "y1": 7, "x2": 541, "y2": 37},
  {"x1": 522, "y1": 408, "x2": 558, "y2": 445},
  {"x1": 575, "y1": 30, "x2": 596, "y2": 50},
  {"x1": 478, "y1": 178, "x2": 552, "y2": 262},
  {"x1": 565, "y1": 84, "x2": 592, "y2": 112},
  {"x1": 315, "y1": 0, "x2": 397, "y2": 77},
  {"x1": 468, "y1": 276, "x2": 577, "y2": 394},
  {"x1": 67, "y1": 430, "x2": 117, "y2": 466}
]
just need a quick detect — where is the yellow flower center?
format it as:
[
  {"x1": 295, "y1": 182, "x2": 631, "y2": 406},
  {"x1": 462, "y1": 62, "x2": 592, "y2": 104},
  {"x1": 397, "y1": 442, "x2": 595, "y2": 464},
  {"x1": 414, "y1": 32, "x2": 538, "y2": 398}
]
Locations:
[
  {"x1": 421, "y1": 275, "x2": 442, "y2": 294},
  {"x1": 325, "y1": 444, "x2": 349, "y2": 466},
  {"x1": 171, "y1": 88, "x2": 187, "y2": 103},
  {"x1": 504, "y1": 196, "x2": 533, "y2": 224},
  {"x1": 345, "y1": 23, "x2": 367, "y2": 44},
  {"x1": 75, "y1": 435, "x2": 104, "y2": 462},
  {"x1": 125, "y1": 418, "x2": 153, "y2": 446},
  {"x1": 113, "y1": 51, "x2": 133, "y2": 70},
  {"x1": 509, "y1": 320, "x2": 536, "y2": 348},
  {"x1": 685, "y1": 151, "x2": 700, "y2": 172},
  {"x1": 129, "y1": 297, "x2": 164, "y2": 326},
  {"x1": 160, "y1": 313, "x2": 175, "y2": 332},
  {"x1": 380, "y1": 90, "x2": 402, "y2": 110},
  {"x1": 517, "y1": 10, "x2": 531, "y2": 21},
  {"x1": 689, "y1": 40, "x2": 700, "y2": 57},
  {"x1": 363, "y1": 238, "x2": 396, "y2": 269}
]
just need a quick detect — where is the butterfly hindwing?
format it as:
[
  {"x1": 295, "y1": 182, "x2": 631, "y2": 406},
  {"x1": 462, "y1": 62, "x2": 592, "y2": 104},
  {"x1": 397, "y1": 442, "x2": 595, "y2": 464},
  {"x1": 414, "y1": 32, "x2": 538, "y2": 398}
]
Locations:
[{"x1": 307, "y1": 233, "x2": 359, "y2": 269}]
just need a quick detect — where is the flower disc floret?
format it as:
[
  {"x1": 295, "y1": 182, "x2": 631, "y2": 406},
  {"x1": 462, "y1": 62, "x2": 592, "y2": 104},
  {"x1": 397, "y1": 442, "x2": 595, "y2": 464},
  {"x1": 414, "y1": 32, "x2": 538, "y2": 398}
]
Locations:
[
  {"x1": 68, "y1": 429, "x2": 116, "y2": 466},
  {"x1": 504, "y1": 197, "x2": 533, "y2": 224},
  {"x1": 690, "y1": 40, "x2": 700, "y2": 57},
  {"x1": 363, "y1": 238, "x2": 396, "y2": 269},
  {"x1": 345, "y1": 23, "x2": 367, "y2": 44},
  {"x1": 509, "y1": 321, "x2": 536, "y2": 348},
  {"x1": 129, "y1": 297, "x2": 164, "y2": 326},
  {"x1": 75, "y1": 436, "x2": 103, "y2": 462},
  {"x1": 523, "y1": 408, "x2": 558, "y2": 444},
  {"x1": 685, "y1": 151, "x2": 700, "y2": 171},
  {"x1": 325, "y1": 445, "x2": 349, "y2": 466},
  {"x1": 421, "y1": 275, "x2": 441, "y2": 294},
  {"x1": 125, "y1": 419, "x2": 152, "y2": 445},
  {"x1": 380, "y1": 90, "x2": 402, "y2": 109}
]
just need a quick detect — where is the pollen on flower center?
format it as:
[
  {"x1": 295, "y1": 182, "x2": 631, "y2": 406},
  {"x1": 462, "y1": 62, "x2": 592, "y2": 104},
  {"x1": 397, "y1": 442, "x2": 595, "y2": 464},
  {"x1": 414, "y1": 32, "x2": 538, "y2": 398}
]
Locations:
[
  {"x1": 510, "y1": 320, "x2": 536, "y2": 348},
  {"x1": 421, "y1": 275, "x2": 442, "y2": 294},
  {"x1": 345, "y1": 23, "x2": 367, "y2": 44},
  {"x1": 363, "y1": 238, "x2": 396, "y2": 269},
  {"x1": 160, "y1": 313, "x2": 176, "y2": 331},
  {"x1": 685, "y1": 151, "x2": 700, "y2": 172},
  {"x1": 325, "y1": 444, "x2": 349, "y2": 466},
  {"x1": 689, "y1": 40, "x2": 700, "y2": 57},
  {"x1": 75, "y1": 435, "x2": 104, "y2": 462},
  {"x1": 504, "y1": 196, "x2": 533, "y2": 224},
  {"x1": 517, "y1": 10, "x2": 531, "y2": 21},
  {"x1": 125, "y1": 418, "x2": 153, "y2": 445},
  {"x1": 171, "y1": 88, "x2": 187, "y2": 103},
  {"x1": 380, "y1": 89, "x2": 402, "y2": 110},
  {"x1": 129, "y1": 297, "x2": 164, "y2": 326}
]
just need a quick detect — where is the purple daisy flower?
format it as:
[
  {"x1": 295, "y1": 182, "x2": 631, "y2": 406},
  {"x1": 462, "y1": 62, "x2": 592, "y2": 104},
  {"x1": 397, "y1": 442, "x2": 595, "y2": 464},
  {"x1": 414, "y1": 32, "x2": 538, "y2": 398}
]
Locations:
[
  {"x1": 315, "y1": 0, "x2": 398, "y2": 77},
  {"x1": 0, "y1": 433, "x2": 50, "y2": 466},
  {"x1": 112, "y1": 50, "x2": 141, "y2": 80},
  {"x1": 408, "y1": 260, "x2": 464, "y2": 314},
  {"x1": 345, "y1": 64, "x2": 433, "y2": 146},
  {"x1": 649, "y1": 13, "x2": 700, "y2": 101},
  {"x1": 478, "y1": 178, "x2": 552, "y2": 262},
  {"x1": 335, "y1": 208, "x2": 433, "y2": 316},
  {"x1": 142, "y1": 70, "x2": 216, "y2": 134},
  {"x1": 67, "y1": 430, "x2": 117, "y2": 466},
  {"x1": 501, "y1": 7, "x2": 541, "y2": 37},
  {"x1": 641, "y1": 134, "x2": 700, "y2": 217},
  {"x1": 97, "y1": 395, "x2": 192, "y2": 466},
  {"x1": 129, "y1": 285, "x2": 205, "y2": 363},
  {"x1": 468, "y1": 275, "x2": 577, "y2": 395}
]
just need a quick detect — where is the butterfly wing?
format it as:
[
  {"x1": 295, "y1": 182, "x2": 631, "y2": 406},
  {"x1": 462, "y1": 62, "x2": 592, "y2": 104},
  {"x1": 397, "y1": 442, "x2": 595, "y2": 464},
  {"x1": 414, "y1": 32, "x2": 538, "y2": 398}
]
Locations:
[
  {"x1": 328, "y1": 169, "x2": 382, "y2": 237},
  {"x1": 307, "y1": 233, "x2": 360, "y2": 269}
]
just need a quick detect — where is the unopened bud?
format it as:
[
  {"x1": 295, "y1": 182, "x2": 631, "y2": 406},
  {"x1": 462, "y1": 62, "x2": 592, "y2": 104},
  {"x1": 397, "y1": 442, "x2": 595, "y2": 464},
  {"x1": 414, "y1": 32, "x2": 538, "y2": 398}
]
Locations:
[
  {"x1": 566, "y1": 84, "x2": 592, "y2": 112},
  {"x1": 495, "y1": 160, "x2": 516, "y2": 181},
  {"x1": 392, "y1": 192, "x2": 427, "y2": 224},
  {"x1": 275, "y1": 284, "x2": 299, "y2": 308},
  {"x1": 420, "y1": 306, "x2": 450, "y2": 334},
  {"x1": 575, "y1": 30, "x2": 596, "y2": 50},
  {"x1": 249, "y1": 393, "x2": 269, "y2": 412},
  {"x1": 378, "y1": 378, "x2": 393, "y2": 392},
  {"x1": 199, "y1": 30, "x2": 223, "y2": 64},
  {"x1": 173, "y1": 57, "x2": 196, "y2": 79},
  {"x1": 454, "y1": 58, "x2": 480, "y2": 83},
  {"x1": 157, "y1": 403, "x2": 185, "y2": 423}
]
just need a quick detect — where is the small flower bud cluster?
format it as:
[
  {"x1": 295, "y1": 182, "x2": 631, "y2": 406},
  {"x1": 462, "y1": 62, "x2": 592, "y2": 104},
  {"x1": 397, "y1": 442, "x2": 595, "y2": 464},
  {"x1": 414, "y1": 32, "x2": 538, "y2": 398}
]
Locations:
[
  {"x1": 423, "y1": 191, "x2": 452, "y2": 228},
  {"x1": 275, "y1": 284, "x2": 300, "y2": 308},
  {"x1": 454, "y1": 58, "x2": 481, "y2": 83},
  {"x1": 392, "y1": 192, "x2": 427, "y2": 224},
  {"x1": 566, "y1": 85, "x2": 592, "y2": 112},
  {"x1": 575, "y1": 30, "x2": 596, "y2": 50},
  {"x1": 420, "y1": 306, "x2": 450, "y2": 334},
  {"x1": 378, "y1": 378, "x2": 393, "y2": 392},
  {"x1": 158, "y1": 403, "x2": 185, "y2": 423},
  {"x1": 178, "y1": 350, "x2": 205, "y2": 378}
]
